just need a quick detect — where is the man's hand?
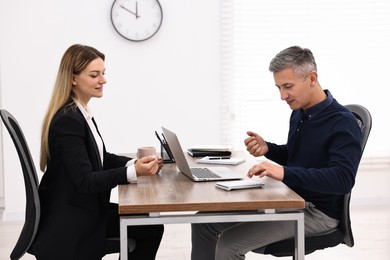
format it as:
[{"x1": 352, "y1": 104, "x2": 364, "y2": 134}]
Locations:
[
  {"x1": 247, "y1": 161, "x2": 284, "y2": 181},
  {"x1": 244, "y1": 131, "x2": 269, "y2": 157}
]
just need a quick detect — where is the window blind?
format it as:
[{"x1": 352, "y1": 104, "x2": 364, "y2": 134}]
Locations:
[{"x1": 221, "y1": 0, "x2": 390, "y2": 150}]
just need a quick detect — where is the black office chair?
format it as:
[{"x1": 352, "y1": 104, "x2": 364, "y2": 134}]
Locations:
[
  {"x1": 0, "y1": 109, "x2": 135, "y2": 259},
  {"x1": 252, "y1": 104, "x2": 372, "y2": 259}
]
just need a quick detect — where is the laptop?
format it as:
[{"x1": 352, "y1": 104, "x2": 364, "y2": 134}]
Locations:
[{"x1": 161, "y1": 127, "x2": 243, "y2": 182}]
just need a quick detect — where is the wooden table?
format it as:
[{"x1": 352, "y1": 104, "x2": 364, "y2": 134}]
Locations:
[{"x1": 118, "y1": 151, "x2": 305, "y2": 259}]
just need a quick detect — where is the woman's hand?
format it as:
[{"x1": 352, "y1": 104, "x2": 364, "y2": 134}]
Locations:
[{"x1": 135, "y1": 156, "x2": 163, "y2": 176}]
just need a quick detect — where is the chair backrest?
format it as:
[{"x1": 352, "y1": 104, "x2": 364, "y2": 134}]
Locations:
[
  {"x1": 345, "y1": 104, "x2": 372, "y2": 154},
  {"x1": 0, "y1": 109, "x2": 41, "y2": 260},
  {"x1": 341, "y1": 104, "x2": 372, "y2": 247}
]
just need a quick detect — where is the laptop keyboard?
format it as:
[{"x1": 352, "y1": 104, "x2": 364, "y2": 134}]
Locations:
[{"x1": 191, "y1": 168, "x2": 220, "y2": 179}]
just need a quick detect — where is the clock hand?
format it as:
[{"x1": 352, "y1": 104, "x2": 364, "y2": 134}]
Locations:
[
  {"x1": 135, "y1": 1, "x2": 140, "y2": 19},
  {"x1": 120, "y1": 4, "x2": 140, "y2": 18}
]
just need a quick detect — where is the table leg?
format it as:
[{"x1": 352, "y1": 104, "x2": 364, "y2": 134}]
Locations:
[
  {"x1": 120, "y1": 218, "x2": 128, "y2": 259},
  {"x1": 295, "y1": 214, "x2": 305, "y2": 260}
]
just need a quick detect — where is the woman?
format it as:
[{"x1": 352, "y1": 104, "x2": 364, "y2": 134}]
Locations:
[{"x1": 31, "y1": 44, "x2": 164, "y2": 259}]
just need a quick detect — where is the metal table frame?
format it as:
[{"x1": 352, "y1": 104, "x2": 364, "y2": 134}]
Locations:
[{"x1": 120, "y1": 210, "x2": 305, "y2": 259}]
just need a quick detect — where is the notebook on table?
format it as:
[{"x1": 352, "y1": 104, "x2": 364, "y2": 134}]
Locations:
[
  {"x1": 187, "y1": 149, "x2": 232, "y2": 157},
  {"x1": 187, "y1": 145, "x2": 232, "y2": 157},
  {"x1": 161, "y1": 127, "x2": 243, "y2": 182}
]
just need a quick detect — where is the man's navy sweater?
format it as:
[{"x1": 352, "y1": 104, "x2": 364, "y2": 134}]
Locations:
[{"x1": 265, "y1": 90, "x2": 362, "y2": 220}]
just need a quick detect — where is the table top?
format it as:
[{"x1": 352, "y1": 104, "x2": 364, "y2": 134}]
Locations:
[{"x1": 118, "y1": 151, "x2": 305, "y2": 215}]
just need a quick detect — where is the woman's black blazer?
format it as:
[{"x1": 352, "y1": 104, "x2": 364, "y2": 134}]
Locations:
[{"x1": 32, "y1": 104, "x2": 130, "y2": 260}]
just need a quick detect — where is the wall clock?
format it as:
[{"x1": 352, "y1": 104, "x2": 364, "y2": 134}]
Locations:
[{"x1": 110, "y1": 0, "x2": 163, "y2": 42}]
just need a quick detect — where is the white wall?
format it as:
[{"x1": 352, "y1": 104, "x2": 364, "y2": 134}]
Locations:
[
  {"x1": 0, "y1": 0, "x2": 222, "y2": 219},
  {"x1": 0, "y1": 57, "x2": 4, "y2": 209}
]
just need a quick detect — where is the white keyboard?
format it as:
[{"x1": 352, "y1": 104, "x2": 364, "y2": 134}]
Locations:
[{"x1": 215, "y1": 180, "x2": 265, "y2": 191}]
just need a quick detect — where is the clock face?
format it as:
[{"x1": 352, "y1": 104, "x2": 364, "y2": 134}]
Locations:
[{"x1": 110, "y1": 0, "x2": 163, "y2": 42}]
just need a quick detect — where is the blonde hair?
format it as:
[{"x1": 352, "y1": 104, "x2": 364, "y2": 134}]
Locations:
[{"x1": 40, "y1": 44, "x2": 105, "y2": 171}]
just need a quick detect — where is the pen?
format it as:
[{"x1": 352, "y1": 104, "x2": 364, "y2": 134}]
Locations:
[
  {"x1": 208, "y1": 157, "x2": 230, "y2": 160},
  {"x1": 155, "y1": 131, "x2": 164, "y2": 145}
]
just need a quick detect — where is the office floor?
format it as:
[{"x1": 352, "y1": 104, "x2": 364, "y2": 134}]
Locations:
[{"x1": 0, "y1": 204, "x2": 389, "y2": 260}]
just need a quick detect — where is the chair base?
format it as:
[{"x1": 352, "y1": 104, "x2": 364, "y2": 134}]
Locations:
[{"x1": 252, "y1": 229, "x2": 344, "y2": 257}]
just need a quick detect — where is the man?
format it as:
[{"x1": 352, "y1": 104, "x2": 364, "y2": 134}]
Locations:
[{"x1": 191, "y1": 46, "x2": 362, "y2": 260}]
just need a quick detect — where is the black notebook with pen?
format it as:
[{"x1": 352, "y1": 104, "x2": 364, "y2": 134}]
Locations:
[
  {"x1": 186, "y1": 145, "x2": 233, "y2": 157},
  {"x1": 187, "y1": 149, "x2": 232, "y2": 157},
  {"x1": 155, "y1": 131, "x2": 175, "y2": 163}
]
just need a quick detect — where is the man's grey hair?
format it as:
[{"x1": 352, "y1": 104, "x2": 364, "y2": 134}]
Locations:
[{"x1": 269, "y1": 46, "x2": 317, "y2": 78}]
